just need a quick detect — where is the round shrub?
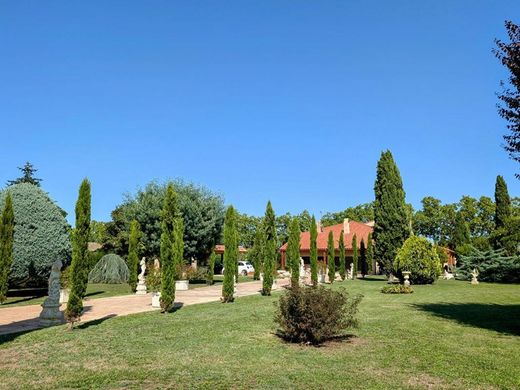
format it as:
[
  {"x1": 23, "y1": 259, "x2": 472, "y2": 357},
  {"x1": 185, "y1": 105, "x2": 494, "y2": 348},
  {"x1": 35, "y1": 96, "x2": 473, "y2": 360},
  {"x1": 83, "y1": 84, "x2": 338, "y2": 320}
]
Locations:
[
  {"x1": 88, "y1": 254, "x2": 129, "y2": 284},
  {"x1": 0, "y1": 183, "x2": 71, "y2": 287},
  {"x1": 394, "y1": 235, "x2": 441, "y2": 284}
]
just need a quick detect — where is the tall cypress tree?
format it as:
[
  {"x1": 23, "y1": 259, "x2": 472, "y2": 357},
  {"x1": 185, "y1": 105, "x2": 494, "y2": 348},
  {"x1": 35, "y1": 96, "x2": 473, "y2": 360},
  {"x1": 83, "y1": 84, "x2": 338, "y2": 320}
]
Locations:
[
  {"x1": 495, "y1": 175, "x2": 511, "y2": 230},
  {"x1": 160, "y1": 183, "x2": 178, "y2": 313},
  {"x1": 367, "y1": 232, "x2": 374, "y2": 275},
  {"x1": 360, "y1": 239, "x2": 367, "y2": 277},
  {"x1": 451, "y1": 212, "x2": 470, "y2": 250},
  {"x1": 338, "y1": 231, "x2": 346, "y2": 281},
  {"x1": 222, "y1": 205, "x2": 237, "y2": 302},
  {"x1": 173, "y1": 217, "x2": 184, "y2": 280},
  {"x1": 127, "y1": 220, "x2": 141, "y2": 292},
  {"x1": 250, "y1": 225, "x2": 264, "y2": 280},
  {"x1": 352, "y1": 234, "x2": 358, "y2": 278},
  {"x1": 65, "y1": 179, "x2": 91, "y2": 327},
  {"x1": 287, "y1": 218, "x2": 301, "y2": 287},
  {"x1": 310, "y1": 215, "x2": 318, "y2": 286},
  {"x1": 373, "y1": 150, "x2": 410, "y2": 276},
  {"x1": 0, "y1": 194, "x2": 14, "y2": 303},
  {"x1": 262, "y1": 201, "x2": 277, "y2": 296},
  {"x1": 327, "y1": 231, "x2": 335, "y2": 284}
]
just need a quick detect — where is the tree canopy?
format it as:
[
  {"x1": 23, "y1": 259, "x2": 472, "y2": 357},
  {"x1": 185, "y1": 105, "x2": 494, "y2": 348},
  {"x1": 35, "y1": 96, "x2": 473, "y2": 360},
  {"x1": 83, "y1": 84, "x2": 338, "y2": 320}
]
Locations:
[{"x1": 7, "y1": 162, "x2": 42, "y2": 187}]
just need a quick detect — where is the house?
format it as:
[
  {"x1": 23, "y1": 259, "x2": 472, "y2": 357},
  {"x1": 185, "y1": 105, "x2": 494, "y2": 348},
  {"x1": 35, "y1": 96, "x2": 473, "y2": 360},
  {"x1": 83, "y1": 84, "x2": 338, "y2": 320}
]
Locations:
[{"x1": 279, "y1": 219, "x2": 373, "y2": 270}]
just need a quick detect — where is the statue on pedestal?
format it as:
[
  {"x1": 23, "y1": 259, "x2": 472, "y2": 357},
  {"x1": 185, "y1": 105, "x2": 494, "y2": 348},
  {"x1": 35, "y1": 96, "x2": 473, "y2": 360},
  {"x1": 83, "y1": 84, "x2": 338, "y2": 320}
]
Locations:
[
  {"x1": 39, "y1": 260, "x2": 64, "y2": 327},
  {"x1": 136, "y1": 257, "x2": 147, "y2": 295}
]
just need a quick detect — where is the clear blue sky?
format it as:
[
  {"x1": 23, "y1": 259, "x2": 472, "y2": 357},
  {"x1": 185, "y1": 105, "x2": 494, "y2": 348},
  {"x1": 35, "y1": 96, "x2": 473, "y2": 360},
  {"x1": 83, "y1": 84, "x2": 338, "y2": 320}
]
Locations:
[{"x1": 1, "y1": 1, "x2": 519, "y2": 223}]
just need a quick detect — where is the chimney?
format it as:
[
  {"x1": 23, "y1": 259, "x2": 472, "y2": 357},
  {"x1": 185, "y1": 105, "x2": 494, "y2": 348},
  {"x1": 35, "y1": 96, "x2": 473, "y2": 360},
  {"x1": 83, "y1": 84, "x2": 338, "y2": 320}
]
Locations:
[
  {"x1": 343, "y1": 218, "x2": 350, "y2": 234},
  {"x1": 365, "y1": 221, "x2": 375, "y2": 227},
  {"x1": 316, "y1": 220, "x2": 322, "y2": 233}
]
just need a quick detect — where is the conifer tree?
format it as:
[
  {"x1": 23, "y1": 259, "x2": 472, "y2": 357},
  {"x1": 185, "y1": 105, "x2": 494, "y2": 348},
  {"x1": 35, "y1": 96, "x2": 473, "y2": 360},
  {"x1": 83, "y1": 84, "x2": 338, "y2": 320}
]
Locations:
[
  {"x1": 250, "y1": 225, "x2": 264, "y2": 280},
  {"x1": 327, "y1": 231, "x2": 335, "y2": 284},
  {"x1": 367, "y1": 232, "x2": 374, "y2": 275},
  {"x1": 127, "y1": 220, "x2": 141, "y2": 292},
  {"x1": 222, "y1": 205, "x2": 237, "y2": 302},
  {"x1": 173, "y1": 217, "x2": 184, "y2": 280},
  {"x1": 7, "y1": 162, "x2": 42, "y2": 187},
  {"x1": 338, "y1": 230, "x2": 346, "y2": 281},
  {"x1": 287, "y1": 218, "x2": 301, "y2": 287},
  {"x1": 495, "y1": 175, "x2": 511, "y2": 230},
  {"x1": 207, "y1": 252, "x2": 216, "y2": 285},
  {"x1": 262, "y1": 201, "x2": 277, "y2": 296},
  {"x1": 352, "y1": 234, "x2": 358, "y2": 278},
  {"x1": 310, "y1": 215, "x2": 318, "y2": 286},
  {"x1": 360, "y1": 239, "x2": 367, "y2": 277},
  {"x1": 373, "y1": 150, "x2": 410, "y2": 276},
  {"x1": 451, "y1": 212, "x2": 470, "y2": 250},
  {"x1": 65, "y1": 179, "x2": 91, "y2": 327},
  {"x1": 160, "y1": 183, "x2": 178, "y2": 312},
  {"x1": 0, "y1": 194, "x2": 14, "y2": 303}
]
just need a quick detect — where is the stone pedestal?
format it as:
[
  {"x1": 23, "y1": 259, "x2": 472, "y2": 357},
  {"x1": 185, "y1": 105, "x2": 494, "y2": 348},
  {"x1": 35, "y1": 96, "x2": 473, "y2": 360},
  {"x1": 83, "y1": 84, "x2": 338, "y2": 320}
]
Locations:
[
  {"x1": 403, "y1": 271, "x2": 411, "y2": 287},
  {"x1": 176, "y1": 280, "x2": 189, "y2": 291},
  {"x1": 39, "y1": 260, "x2": 64, "y2": 327},
  {"x1": 59, "y1": 288, "x2": 69, "y2": 304},
  {"x1": 151, "y1": 292, "x2": 161, "y2": 308}
]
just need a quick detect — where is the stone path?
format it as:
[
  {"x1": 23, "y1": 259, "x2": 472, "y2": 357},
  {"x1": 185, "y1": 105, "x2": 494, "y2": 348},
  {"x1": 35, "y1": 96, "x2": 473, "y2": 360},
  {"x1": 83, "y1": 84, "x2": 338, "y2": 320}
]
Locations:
[{"x1": 0, "y1": 279, "x2": 288, "y2": 336}]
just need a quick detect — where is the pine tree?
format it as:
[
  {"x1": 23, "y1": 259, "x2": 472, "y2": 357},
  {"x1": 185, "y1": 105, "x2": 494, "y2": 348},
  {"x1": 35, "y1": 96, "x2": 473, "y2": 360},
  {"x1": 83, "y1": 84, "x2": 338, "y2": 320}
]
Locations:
[
  {"x1": 7, "y1": 162, "x2": 42, "y2": 187},
  {"x1": 287, "y1": 218, "x2": 301, "y2": 287},
  {"x1": 495, "y1": 175, "x2": 511, "y2": 230},
  {"x1": 373, "y1": 150, "x2": 410, "y2": 276},
  {"x1": 0, "y1": 194, "x2": 14, "y2": 303},
  {"x1": 338, "y1": 231, "x2": 346, "y2": 281},
  {"x1": 222, "y1": 205, "x2": 237, "y2": 302},
  {"x1": 127, "y1": 220, "x2": 141, "y2": 292},
  {"x1": 65, "y1": 179, "x2": 91, "y2": 327},
  {"x1": 360, "y1": 239, "x2": 367, "y2": 277},
  {"x1": 310, "y1": 215, "x2": 318, "y2": 286},
  {"x1": 262, "y1": 201, "x2": 277, "y2": 296},
  {"x1": 327, "y1": 231, "x2": 335, "y2": 284},
  {"x1": 160, "y1": 183, "x2": 178, "y2": 312},
  {"x1": 352, "y1": 234, "x2": 358, "y2": 278},
  {"x1": 451, "y1": 212, "x2": 470, "y2": 250},
  {"x1": 367, "y1": 232, "x2": 374, "y2": 275}
]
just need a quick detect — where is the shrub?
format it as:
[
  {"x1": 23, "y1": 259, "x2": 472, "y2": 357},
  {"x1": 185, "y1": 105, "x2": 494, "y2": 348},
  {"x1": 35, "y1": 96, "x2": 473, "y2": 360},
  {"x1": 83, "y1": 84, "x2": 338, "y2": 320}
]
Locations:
[
  {"x1": 274, "y1": 286, "x2": 363, "y2": 345},
  {"x1": 381, "y1": 284, "x2": 413, "y2": 294},
  {"x1": 0, "y1": 183, "x2": 71, "y2": 287},
  {"x1": 147, "y1": 262, "x2": 161, "y2": 292},
  {"x1": 88, "y1": 254, "x2": 129, "y2": 284},
  {"x1": 457, "y1": 248, "x2": 520, "y2": 283},
  {"x1": 184, "y1": 266, "x2": 208, "y2": 282},
  {"x1": 394, "y1": 235, "x2": 441, "y2": 284}
]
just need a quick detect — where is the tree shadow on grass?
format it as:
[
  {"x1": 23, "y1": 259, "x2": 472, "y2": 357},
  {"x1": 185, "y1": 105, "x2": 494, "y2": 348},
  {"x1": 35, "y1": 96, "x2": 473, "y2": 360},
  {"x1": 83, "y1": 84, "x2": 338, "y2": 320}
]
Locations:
[
  {"x1": 412, "y1": 303, "x2": 520, "y2": 336},
  {"x1": 77, "y1": 314, "x2": 117, "y2": 330}
]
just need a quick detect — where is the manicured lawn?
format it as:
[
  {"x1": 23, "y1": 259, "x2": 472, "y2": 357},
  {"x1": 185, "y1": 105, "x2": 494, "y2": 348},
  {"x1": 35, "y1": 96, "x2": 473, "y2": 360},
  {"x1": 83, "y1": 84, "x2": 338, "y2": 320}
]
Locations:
[{"x1": 0, "y1": 279, "x2": 519, "y2": 389}]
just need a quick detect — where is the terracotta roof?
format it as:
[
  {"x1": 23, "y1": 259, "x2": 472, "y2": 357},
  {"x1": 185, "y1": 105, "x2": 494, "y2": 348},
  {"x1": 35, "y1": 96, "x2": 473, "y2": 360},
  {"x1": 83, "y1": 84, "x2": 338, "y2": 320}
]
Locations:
[
  {"x1": 214, "y1": 245, "x2": 248, "y2": 254},
  {"x1": 279, "y1": 220, "x2": 373, "y2": 252},
  {"x1": 88, "y1": 242, "x2": 103, "y2": 252}
]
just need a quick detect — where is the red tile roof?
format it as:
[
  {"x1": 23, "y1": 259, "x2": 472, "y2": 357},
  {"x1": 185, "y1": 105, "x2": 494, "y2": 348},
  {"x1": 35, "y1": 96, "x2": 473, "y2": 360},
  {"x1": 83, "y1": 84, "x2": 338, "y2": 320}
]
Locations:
[
  {"x1": 279, "y1": 220, "x2": 373, "y2": 252},
  {"x1": 214, "y1": 244, "x2": 248, "y2": 254}
]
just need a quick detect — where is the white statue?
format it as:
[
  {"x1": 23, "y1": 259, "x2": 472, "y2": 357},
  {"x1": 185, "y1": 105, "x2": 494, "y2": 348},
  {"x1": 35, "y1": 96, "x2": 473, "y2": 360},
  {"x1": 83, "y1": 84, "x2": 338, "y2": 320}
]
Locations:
[
  {"x1": 299, "y1": 258, "x2": 306, "y2": 285},
  {"x1": 471, "y1": 268, "x2": 479, "y2": 285},
  {"x1": 39, "y1": 260, "x2": 64, "y2": 327},
  {"x1": 348, "y1": 263, "x2": 354, "y2": 280},
  {"x1": 136, "y1": 257, "x2": 148, "y2": 295}
]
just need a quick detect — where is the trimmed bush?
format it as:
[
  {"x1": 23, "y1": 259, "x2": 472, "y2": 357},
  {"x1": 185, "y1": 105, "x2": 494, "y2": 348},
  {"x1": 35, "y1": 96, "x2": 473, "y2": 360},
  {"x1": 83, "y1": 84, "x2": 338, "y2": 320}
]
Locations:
[
  {"x1": 394, "y1": 235, "x2": 442, "y2": 284},
  {"x1": 0, "y1": 183, "x2": 71, "y2": 287},
  {"x1": 381, "y1": 284, "x2": 413, "y2": 294},
  {"x1": 88, "y1": 254, "x2": 129, "y2": 284},
  {"x1": 275, "y1": 285, "x2": 362, "y2": 345}
]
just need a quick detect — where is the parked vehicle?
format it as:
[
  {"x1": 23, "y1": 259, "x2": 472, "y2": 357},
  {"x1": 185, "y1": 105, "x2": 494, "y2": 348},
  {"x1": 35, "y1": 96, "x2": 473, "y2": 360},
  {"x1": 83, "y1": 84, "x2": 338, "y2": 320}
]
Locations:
[{"x1": 222, "y1": 260, "x2": 255, "y2": 276}]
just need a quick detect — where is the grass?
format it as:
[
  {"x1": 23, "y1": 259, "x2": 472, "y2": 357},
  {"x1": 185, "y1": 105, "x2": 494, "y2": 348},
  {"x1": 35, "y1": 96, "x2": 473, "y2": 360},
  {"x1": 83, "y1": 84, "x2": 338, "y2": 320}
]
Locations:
[{"x1": 0, "y1": 278, "x2": 519, "y2": 389}]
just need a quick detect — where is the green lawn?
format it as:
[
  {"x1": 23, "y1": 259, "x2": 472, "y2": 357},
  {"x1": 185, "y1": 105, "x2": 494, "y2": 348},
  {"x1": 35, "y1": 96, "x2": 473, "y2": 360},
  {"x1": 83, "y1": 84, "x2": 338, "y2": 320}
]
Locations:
[{"x1": 1, "y1": 278, "x2": 519, "y2": 389}]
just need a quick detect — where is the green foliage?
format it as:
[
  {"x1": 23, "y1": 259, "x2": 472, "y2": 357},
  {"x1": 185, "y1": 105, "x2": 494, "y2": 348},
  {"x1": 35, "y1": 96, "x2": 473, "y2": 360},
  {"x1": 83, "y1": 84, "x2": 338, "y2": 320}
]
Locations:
[
  {"x1": 248, "y1": 225, "x2": 264, "y2": 280},
  {"x1": 367, "y1": 233, "x2": 374, "y2": 274},
  {"x1": 373, "y1": 150, "x2": 410, "y2": 276},
  {"x1": 160, "y1": 184, "x2": 178, "y2": 312},
  {"x1": 262, "y1": 201, "x2": 277, "y2": 296},
  {"x1": 310, "y1": 215, "x2": 318, "y2": 286},
  {"x1": 435, "y1": 245, "x2": 450, "y2": 265},
  {"x1": 360, "y1": 239, "x2": 367, "y2": 277},
  {"x1": 494, "y1": 175, "x2": 511, "y2": 232},
  {"x1": 287, "y1": 218, "x2": 300, "y2": 287},
  {"x1": 88, "y1": 254, "x2": 129, "y2": 284},
  {"x1": 222, "y1": 206, "x2": 237, "y2": 302},
  {"x1": 207, "y1": 252, "x2": 216, "y2": 285},
  {"x1": 338, "y1": 231, "x2": 346, "y2": 281},
  {"x1": 450, "y1": 212, "x2": 470, "y2": 250},
  {"x1": 394, "y1": 235, "x2": 441, "y2": 284},
  {"x1": 457, "y1": 248, "x2": 520, "y2": 283},
  {"x1": 65, "y1": 179, "x2": 91, "y2": 325},
  {"x1": 173, "y1": 218, "x2": 184, "y2": 280},
  {"x1": 352, "y1": 234, "x2": 358, "y2": 277},
  {"x1": 274, "y1": 286, "x2": 363, "y2": 345},
  {"x1": 0, "y1": 183, "x2": 71, "y2": 287},
  {"x1": 322, "y1": 202, "x2": 374, "y2": 226},
  {"x1": 89, "y1": 220, "x2": 108, "y2": 243},
  {"x1": 127, "y1": 220, "x2": 141, "y2": 292},
  {"x1": 7, "y1": 162, "x2": 42, "y2": 187},
  {"x1": 0, "y1": 194, "x2": 14, "y2": 303},
  {"x1": 381, "y1": 284, "x2": 413, "y2": 294},
  {"x1": 147, "y1": 261, "x2": 162, "y2": 292},
  {"x1": 327, "y1": 231, "x2": 335, "y2": 284}
]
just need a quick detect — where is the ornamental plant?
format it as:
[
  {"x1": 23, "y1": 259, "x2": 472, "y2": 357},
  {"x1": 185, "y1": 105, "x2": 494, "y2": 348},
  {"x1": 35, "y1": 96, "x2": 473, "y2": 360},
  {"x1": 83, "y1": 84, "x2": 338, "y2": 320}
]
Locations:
[
  {"x1": 261, "y1": 201, "x2": 277, "y2": 296},
  {"x1": 351, "y1": 234, "x2": 358, "y2": 278},
  {"x1": 160, "y1": 184, "x2": 179, "y2": 312},
  {"x1": 222, "y1": 205, "x2": 237, "y2": 302},
  {"x1": 207, "y1": 252, "x2": 216, "y2": 285},
  {"x1": 393, "y1": 235, "x2": 442, "y2": 284},
  {"x1": 327, "y1": 231, "x2": 335, "y2": 284},
  {"x1": 338, "y1": 231, "x2": 346, "y2": 281},
  {"x1": 287, "y1": 218, "x2": 301, "y2": 287},
  {"x1": 366, "y1": 233, "x2": 374, "y2": 275},
  {"x1": 127, "y1": 220, "x2": 141, "y2": 292},
  {"x1": 88, "y1": 254, "x2": 129, "y2": 284},
  {"x1": 0, "y1": 194, "x2": 14, "y2": 303},
  {"x1": 310, "y1": 215, "x2": 318, "y2": 286}
]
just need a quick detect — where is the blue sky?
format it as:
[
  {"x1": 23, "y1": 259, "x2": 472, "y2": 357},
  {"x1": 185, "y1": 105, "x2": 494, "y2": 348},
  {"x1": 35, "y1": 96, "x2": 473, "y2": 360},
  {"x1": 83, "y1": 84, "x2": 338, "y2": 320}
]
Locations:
[{"x1": 1, "y1": 1, "x2": 519, "y2": 223}]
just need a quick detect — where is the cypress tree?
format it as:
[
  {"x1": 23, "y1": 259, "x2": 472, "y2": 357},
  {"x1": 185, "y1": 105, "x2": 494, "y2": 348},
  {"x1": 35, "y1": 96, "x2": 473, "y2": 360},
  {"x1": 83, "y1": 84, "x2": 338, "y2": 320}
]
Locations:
[
  {"x1": 352, "y1": 234, "x2": 358, "y2": 278},
  {"x1": 360, "y1": 239, "x2": 367, "y2": 277},
  {"x1": 373, "y1": 150, "x2": 410, "y2": 276},
  {"x1": 207, "y1": 252, "x2": 216, "y2": 285},
  {"x1": 65, "y1": 179, "x2": 91, "y2": 327},
  {"x1": 451, "y1": 212, "x2": 470, "y2": 250},
  {"x1": 173, "y1": 217, "x2": 184, "y2": 280},
  {"x1": 160, "y1": 183, "x2": 178, "y2": 313},
  {"x1": 327, "y1": 231, "x2": 335, "y2": 284},
  {"x1": 338, "y1": 231, "x2": 346, "y2": 281},
  {"x1": 234, "y1": 228, "x2": 239, "y2": 283},
  {"x1": 262, "y1": 201, "x2": 277, "y2": 296},
  {"x1": 367, "y1": 233, "x2": 374, "y2": 275},
  {"x1": 222, "y1": 205, "x2": 237, "y2": 302},
  {"x1": 0, "y1": 194, "x2": 14, "y2": 303},
  {"x1": 250, "y1": 225, "x2": 264, "y2": 280},
  {"x1": 494, "y1": 175, "x2": 511, "y2": 230},
  {"x1": 310, "y1": 215, "x2": 318, "y2": 286},
  {"x1": 287, "y1": 218, "x2": 301, "y2": 287},
  {"x1": 127, "y1": 220, "x2": 141, "y2": 292}
]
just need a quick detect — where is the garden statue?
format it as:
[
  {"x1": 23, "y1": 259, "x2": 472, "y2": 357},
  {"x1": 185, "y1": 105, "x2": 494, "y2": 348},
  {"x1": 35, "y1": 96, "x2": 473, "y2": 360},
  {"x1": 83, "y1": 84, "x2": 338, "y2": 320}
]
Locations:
[
  {"x1": 136, "y1": 257, "x2": 147, "y2": 295},
  {"x1": 299, "y1": 258, "x2": 306, "y2": 285},
  {"x1": 402, "y1": 271, "x2": 411, "y2": 287},
  {"x1": 39, "y1": 259, "x2": 64, "y2": 327},
  {"x1": 348, "y1": 263, "x2": 354, "y2": 280},
  {"x1": 471, "y1": 268, "x2": 479, "y2": 285}
]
